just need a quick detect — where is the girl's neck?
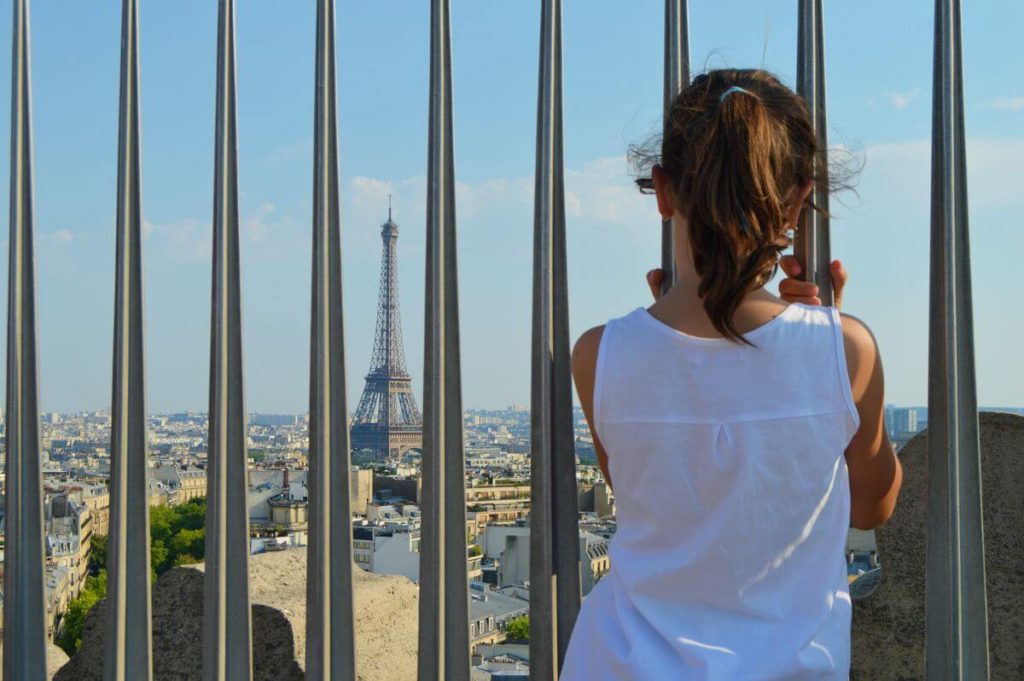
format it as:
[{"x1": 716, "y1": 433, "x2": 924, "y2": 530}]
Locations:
[{"x1": 651, "y1": 226, "x2": 787, "y2": 338}]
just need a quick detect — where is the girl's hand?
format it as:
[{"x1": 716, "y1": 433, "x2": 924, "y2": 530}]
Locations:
[
  {"x1": 646, "y1": 258, "x2": 848, "y2": 309},
  {"x1": 777, "y1": 256, "x2": 848, "y2": 310},
  {"x1": 646, "y1": 269, "x2": 667, "y2": 301}
]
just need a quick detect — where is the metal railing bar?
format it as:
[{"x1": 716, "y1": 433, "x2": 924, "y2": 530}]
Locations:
[
  {"x1": 795, "y1": 0, "x2": 833, "y2": 305},
  {"x1": 305, "y1": 0, "x2": 357, "y2": 678},
  {"x1": 529, "y1": 1, "x2": 581, "y2": 678},
  {"x1": 417, "y1": 1, "x2": 470, "y2": 679},
  {"x1": 3, "y1": 0, "x2": 46, "y2": 676},
  {"x1": 203, "y1": 1, "x2": 253, "y2": 679},
  {"x1": 105, "y1": 0, "x2": 153, "y2": 678},
  {"x1": 925, "y1": 0, "x2": 989, "y2": 677},
  {"x1": 660, "y1": 0, "x2": 689, "y2": 294}
]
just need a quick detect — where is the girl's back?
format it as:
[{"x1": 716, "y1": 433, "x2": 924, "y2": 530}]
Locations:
[
  {"x1": 561, "y1": 302, "x2": 858, "y2": 679},
  {"x1": 563, "y1": 68, "x2": 901, "y2": 679}
]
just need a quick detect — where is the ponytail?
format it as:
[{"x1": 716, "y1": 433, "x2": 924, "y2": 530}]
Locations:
[
  {"x1": 634, "y1": 69, "x2": 843, "y2": 344},
  {"x1": 687, "y1": 77, "x2": 794, "y2": 343}
]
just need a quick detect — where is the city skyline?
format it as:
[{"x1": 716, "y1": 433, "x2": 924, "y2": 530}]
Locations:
[
  {"x1": 21, "y1": 403, "x2": 1024, "y2": 420},
  {"x1": 1, "y1": 2, "x2": 1022, "y2": 414}
]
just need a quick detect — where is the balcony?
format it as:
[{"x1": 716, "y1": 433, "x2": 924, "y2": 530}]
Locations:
[{"x1": 0, "y1": 0, "x2": 1020, "y2": 680}]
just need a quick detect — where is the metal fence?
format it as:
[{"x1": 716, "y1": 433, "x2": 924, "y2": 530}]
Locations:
[{"x1": 1, "y1": 0, "x2": 987, "y2": 680}]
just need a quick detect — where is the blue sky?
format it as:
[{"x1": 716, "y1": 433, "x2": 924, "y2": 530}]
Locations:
[{"x1": 1, "y1": 1, "x2": 1021, "y2": 414}]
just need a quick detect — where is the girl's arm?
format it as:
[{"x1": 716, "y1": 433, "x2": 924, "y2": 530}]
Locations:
[
  {"x1": 842, "y1": 314, "x2": 904, "y2": 530},
  {"x1": 571, "y1": 325, "x2": 613, "y2": 491}
]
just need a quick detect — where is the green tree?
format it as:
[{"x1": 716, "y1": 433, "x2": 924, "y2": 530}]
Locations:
[
  {"x1": 150, "y1": 539, "x2": 170, "y2": 576},
  {"x1": 148, "y1": 498, "x2": 208, "y2": 576},
  {"x1": 505, "y1": 615, "x2": 529, "y2": 643},
  {"x1": 89, "y1": 533, "x2": 108, "y2": 574},
  {"x1": 86, "y1": 571, "x2": 108, "y2": 599},
  {"x1": 56, "y1": 571, "x2": 108, "y2": 656},
  {"x1": 168, "y1": 528, "x2": 205, "y2": 562},
  {"x1": 58, "y1": 497, "x2": 211, "y2": 654},
  {"x1": 149, "y1": 505, "x2": 176, "y2": 546},
  {"x1": 173, "y1": 553, "x2": 201, "y2": 567},
  {"x1": 175, "y1": 498, "x2": 206, "y2": 532}
]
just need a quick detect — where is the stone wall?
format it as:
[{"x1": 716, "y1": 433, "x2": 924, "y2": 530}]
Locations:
[
  {"x1": 851, "y1": 412, "x2": 1024, "y2": 680},
  {"x1": 55, "y1": 550, "x2": 418, "y2": 681}
]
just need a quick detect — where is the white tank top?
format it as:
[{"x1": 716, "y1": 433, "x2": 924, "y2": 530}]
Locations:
[{"x1": 561, "y1": 303, "x2": 860, "y2": 680}]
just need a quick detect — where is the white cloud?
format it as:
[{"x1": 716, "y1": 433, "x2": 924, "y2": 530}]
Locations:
[
  {"x1": 885, "y1": 88, "x2": 921, "y2": 110},
  {"x1": 143, "y1": 202, "x2": 300, "y2": 262},
  {"x1": 837, "y1": 135, "x2": 1024, "y2": 407},
  {"x1": 144, "y1": 216, "x2": 210, "y2": 260},
  {"x1": 345, "y1": 176, "x2": 426, "y2": 250},
  {"x1": 454, "y1": 176, "x2": 532, "y2": 222},
  {"x1": 49, "y1": 229, "x2": 74, "y2": 245},
  {"x1": 565, "y1": 191, "x2": 582, "y2": 217},
  {"x1": 145, "y1": 136, "x2": 1024, "y2": 269},
  {"x1": 350, "y1": 176, "x2": 395, "y2": 213},
  {"x1": 566, "y1": 156, "x2": 651, "y2": 226},
  {"x1": 242, "y1": 201, "x2": 279, "y2": 243},
  {"x1": 260, "y1": 141, "x2": 313, "y2": 165},
  {"x1": 978, "y1": 96, "x2": 1024, "y2": 112},
  {"x1": 864, "y1": 137, "x2": 1024, "y2": 210},
  {"x1": 344, "y1": 155, "x2": 652, "y2": 238}
]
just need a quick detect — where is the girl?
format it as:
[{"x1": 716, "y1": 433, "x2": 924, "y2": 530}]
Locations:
[{"x1": 561, "y1": 69, "x2": 902, "y2": 680}]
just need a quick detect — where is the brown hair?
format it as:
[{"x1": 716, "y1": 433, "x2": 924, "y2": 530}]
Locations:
[{"x1": 632, "y1": 68, "x2": 855, "y2": 344}]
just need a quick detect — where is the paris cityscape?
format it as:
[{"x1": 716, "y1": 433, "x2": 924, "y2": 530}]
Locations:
[
  {"x1": 3, "y1": 399, "x2": 969, "y2": 654},
  {"x1": 6, "y1": 206, "x2": 1022, "y2": 676},
  {"x1": 1, "y1": 1, "x2": 1021, "y2": 674}
]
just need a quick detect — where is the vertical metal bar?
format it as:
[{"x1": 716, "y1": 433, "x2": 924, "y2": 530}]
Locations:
[
  {"x1": 659, "y1": 0, "x2": 689, "y2": 294},
  {"x1": 203, "y1": 1, "x2": 253, "y2": 679},
  {"x1": 926, "y1": 0, "x2": 989, "y2": 677},
  {"x1": 105, "y1": 0, "x2": 153, "y2": 678},
  {"x1": 305, "y1": 0, "x2": 356, "y2": 679},
  {"x1": 2, "y1": 0, "x2": 46, "y2": 677},
  {"x1": 530, "y1": 1, "x2": 581, "y2": 679},
  {"x1": 795, "y1": 0, "x2": 833, "y2": 305},
  {"x1": 417, "y1": 1, "x2": 470, "y2": 679}
]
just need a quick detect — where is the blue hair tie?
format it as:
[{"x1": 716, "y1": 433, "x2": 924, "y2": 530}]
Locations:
[{"x1": 720, "y1": 85, "x2": 754, "y2": 102}]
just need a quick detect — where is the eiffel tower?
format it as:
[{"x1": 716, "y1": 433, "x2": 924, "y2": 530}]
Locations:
[{"x1": 350, "y1": 202, "x2": 423, "y2": 461}]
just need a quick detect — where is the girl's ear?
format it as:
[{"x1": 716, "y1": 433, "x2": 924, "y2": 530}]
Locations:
[
  {"x1": 785, "y1": 180, "x2": 815, "y2": 230},
  {"x1": 652, "y1": 165, "x2": 675, "y2": 220}
]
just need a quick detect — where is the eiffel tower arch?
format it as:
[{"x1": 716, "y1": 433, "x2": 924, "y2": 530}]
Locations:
[{"x1": 350, "y1": 205, "x2": 423, "y2": 461}]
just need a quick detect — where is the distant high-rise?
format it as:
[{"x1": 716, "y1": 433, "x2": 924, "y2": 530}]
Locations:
[
  {"x1": 350, "y1": 206, "x2": 423, "y2": 460},
  {"x1": 884, "y1": 405, "x2": 919, "y2": 437}
]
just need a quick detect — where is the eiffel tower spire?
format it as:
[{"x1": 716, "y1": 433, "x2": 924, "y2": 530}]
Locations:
[{"x1": 351, "y1": 206, "x2": 423, "y2": 460}]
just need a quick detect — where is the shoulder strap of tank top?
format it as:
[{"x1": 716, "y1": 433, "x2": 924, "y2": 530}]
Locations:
[
  {"x1": 828, "y1": 306, "x2": 862, "y2": 435},
  {"x1": 591, "y1": 313, "x2": 627, "y2": 444}
]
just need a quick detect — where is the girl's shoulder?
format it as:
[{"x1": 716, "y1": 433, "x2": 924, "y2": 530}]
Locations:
[
  {"x1": 572, "y1": 307, "x2": 644, "y2": 403},
  {"x1": 838, "y1": 312, "x2": 881, "y2": 398},
  {"x1": 571, "y1": 307, "x2": 644, "y2": 375},
  {"x1": 571, "y1": 324, "x2": 607, "y2": 385}
]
